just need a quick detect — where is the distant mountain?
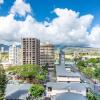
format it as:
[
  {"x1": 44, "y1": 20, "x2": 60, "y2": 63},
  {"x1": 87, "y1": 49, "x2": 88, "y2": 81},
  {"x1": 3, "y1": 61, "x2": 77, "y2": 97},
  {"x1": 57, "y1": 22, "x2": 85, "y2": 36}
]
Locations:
[
  {"x1": 54, "y1": 44, "x2": 92, "y2": 49},
  {"x1": 0, "y1": 44, "x2": 9, "y2": 51},
  {"x1": 0, "y1": 43, "x2": 96, "y2": 52}
]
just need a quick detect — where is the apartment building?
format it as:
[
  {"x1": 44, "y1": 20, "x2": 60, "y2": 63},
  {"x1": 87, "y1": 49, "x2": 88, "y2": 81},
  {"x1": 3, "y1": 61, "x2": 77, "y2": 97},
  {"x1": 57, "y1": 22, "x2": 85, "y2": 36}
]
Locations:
[
  {"x1": 40, "y1": 43, "x2": 54, "y2": 67},
  {"x1": 22, "y1": 38, "x2": 40, "y2": 65},
  {"x1": 9, "y1": 44, "x2": 21, "y2": 66}
]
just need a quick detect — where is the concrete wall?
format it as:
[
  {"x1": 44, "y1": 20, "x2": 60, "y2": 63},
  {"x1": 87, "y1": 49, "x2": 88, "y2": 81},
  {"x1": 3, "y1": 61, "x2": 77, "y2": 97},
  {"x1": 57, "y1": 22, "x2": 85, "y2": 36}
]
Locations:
[
  {"x1": 57, "y1": 76, "x2": 80, "y2": 83},
  {"x1": 46, "y1": 89, "x2": 86, "y2": 97}
]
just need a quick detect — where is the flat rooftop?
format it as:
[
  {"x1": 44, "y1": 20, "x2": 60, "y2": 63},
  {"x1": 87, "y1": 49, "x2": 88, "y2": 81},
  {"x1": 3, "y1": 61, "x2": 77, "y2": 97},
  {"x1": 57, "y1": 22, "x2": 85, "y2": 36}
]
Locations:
[
  {"x1": 47, "y1": 82, "x2": 86, "y2": 91},
  {"x1": 54, "y1": 92, "x2": 87, "y2": 100},
  {"x1": 56, "y1": 65, "x2": 80, "y2": 77}
]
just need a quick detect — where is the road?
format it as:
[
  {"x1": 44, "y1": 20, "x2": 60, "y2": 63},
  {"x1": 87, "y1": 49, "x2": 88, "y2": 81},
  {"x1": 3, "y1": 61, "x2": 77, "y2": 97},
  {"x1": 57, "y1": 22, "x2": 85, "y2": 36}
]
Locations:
[
  {"x1": 48, "y1": 70, "x2": 56, "y2": 82},
  {"x1": 73, "y1": 64, "x2": 95, "y2": 91}
]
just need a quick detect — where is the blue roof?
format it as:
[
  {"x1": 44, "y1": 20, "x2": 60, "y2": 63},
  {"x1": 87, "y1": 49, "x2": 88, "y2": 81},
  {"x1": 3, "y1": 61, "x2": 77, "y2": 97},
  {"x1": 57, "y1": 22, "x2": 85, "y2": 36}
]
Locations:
[
  {"x1": 5, "y1": 83, "x2": 32, "y2": 99},
  {"x1": 56, "y1": 65, "x2": 80, "y2": 77},
  {"x1": 56, "y1": 65, "x2": 67, "y2": 76},
  {"x1": 54, "y1": 93, "x2": 87, "y2": 100},
  {"x1": 47, "y1": 82, "x2": 86, "y2": 91}
]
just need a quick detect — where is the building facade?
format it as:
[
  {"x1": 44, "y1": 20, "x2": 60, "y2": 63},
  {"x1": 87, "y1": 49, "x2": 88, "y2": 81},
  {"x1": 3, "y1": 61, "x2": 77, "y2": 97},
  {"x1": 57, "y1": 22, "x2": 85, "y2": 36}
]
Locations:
[
  {"x1": 9, "y1": 44, "x2": 21, "y2": 66},
  {"x1": 40, "y1": 43, "x2": 54, "y2": 67},
  {"x1": 54, "y1": 49, "x2": 61, "y2": 65},
  {"x1": 22, "y1": 38, "x2": 40, "y2": 65}
]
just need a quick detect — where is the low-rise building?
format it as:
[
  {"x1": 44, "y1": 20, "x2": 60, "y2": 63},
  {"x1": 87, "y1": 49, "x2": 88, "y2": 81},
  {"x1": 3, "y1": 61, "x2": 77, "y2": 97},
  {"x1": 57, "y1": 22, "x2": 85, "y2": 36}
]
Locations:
[
  {"x1": 46, "y1": 82, "x2": 87, "y2": 97},
  {"x1": 65, "y1": 65, "x2": 72, "y2": 72},
  {"x1": 56, "y1": 65, "x2": 81, "y2": 83},
  {"x1": 5, "y1": 81, "x2": 32, "y2": 100},
  {"x1": 53, "y1": 92, "x2": 87, "y2": 100}
]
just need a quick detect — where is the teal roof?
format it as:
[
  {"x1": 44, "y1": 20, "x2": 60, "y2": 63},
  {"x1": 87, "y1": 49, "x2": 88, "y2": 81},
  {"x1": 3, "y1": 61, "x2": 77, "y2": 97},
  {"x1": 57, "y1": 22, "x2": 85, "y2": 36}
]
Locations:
[
  {"x1": 47, "y1": 82, "x2": 86, "y2": 91},
  {"x1": 54, "y1": 93, "x2": 87, "y2": 100},
  {"x1": 5, "y1": 83, "x2": 32, "y2": 99}
]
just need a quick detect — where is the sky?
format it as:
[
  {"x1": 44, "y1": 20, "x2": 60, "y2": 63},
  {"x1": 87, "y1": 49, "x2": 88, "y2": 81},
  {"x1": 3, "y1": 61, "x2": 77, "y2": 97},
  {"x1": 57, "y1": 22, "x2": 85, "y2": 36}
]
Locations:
[{"x1": 0, "y1": 0, "x2": 100, "y2": 48}]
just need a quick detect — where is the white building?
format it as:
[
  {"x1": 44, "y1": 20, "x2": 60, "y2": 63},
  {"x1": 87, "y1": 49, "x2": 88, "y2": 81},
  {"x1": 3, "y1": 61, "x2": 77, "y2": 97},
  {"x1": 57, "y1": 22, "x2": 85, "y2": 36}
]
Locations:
[
  {"x1": 9, "y1": 44, "x2": 21, "y2": 66},
  {"x1": 0, "y1": 61, "x2": 11, "y2": 69}
]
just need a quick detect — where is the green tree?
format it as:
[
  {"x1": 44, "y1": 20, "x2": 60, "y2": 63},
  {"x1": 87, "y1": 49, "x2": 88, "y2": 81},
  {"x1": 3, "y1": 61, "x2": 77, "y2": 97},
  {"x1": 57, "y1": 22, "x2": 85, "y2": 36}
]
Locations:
[
  {"x1": 87, "y1": 91, "x2": 97, "y2": 100},
  {"x1": 94, "y1": 67, "x2": 100, "y2": 80},
  {"x1": 77, "y1": 66, "x2": 84, "y2": 72},
  {"x1": 0, "y1": 65, "x2": 7, "y2": 100},
  {"x1": 77, "y1": 60, "x2": 86, "y2": 67},
  {"x1": 29, "y1": 84, "x2": 45, "y2": 98},
  {"x1": 7, "y1": 64, "x2": 47, "y2": 83},
  {"x1": 42, "y1": 63, "x2": 49, "y2": 71},
  {"x1": 74, "y1": 57, "x2": 79, "y2": 64},
  {"x1": 83, "y1": 67, "x2": 94, "y2": 78},
  {"x1": 86, "y1": 58, "x2": 98, "y2": 67}
]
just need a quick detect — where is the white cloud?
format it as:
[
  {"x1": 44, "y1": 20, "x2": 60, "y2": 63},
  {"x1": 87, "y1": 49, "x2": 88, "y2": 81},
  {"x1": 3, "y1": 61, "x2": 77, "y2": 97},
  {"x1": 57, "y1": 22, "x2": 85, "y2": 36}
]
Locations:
[
  {"x1": 42, "y1": 8, "x2": 93, "y2": 46},
  {"x1": 0, "y1": 0, "x2": 4, "y2": 4},
  {"x1": 89, "y1": 26, "x2": 100, "y2": 48},
  {"x1": 10, "y1": 0, "x2": 31, "y2": 16},
  {"x1": 0, "y1": 4, "x2": 100, "y2": 48}
]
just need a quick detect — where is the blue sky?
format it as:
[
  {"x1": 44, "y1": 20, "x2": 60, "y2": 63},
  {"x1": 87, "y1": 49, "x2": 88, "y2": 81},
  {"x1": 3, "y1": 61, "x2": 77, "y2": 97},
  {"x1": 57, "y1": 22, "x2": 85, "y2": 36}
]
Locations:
[
  {"x1": 0, "y1": 0, "x2": 100, "y2": 47},
  {"x1": 0, "y1": 0, "x2": 100, "y2": 25},
  {"x1": 30, "y1": 0, "x2": 100, "y2": 25}
]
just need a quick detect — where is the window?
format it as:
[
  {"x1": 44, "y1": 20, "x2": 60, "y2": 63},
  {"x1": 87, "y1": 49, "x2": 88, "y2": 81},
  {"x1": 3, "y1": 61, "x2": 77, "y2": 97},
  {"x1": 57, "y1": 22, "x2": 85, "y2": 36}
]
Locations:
[{"x1": 48, "y1": 87, "x2": 52, "y2": 91}]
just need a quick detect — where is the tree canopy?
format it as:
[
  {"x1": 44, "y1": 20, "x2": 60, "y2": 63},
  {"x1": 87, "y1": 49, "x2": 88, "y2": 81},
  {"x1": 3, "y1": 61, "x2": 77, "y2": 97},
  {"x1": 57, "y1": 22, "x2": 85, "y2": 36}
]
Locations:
[
  {"x1": 29, "y1": 84, "x2": 45, "y2": 98},
  {"x1": 94, "y1": 67, "x2": 100, "y2": 80},
  {"x1": 87, "y1": 91, "x2": 97, "y2": 100},
  {"x1": 0, "y1": 65, "x2": 7, "y2": 100},
  {"x1": 76, "y1": 58, "x2": 100, "y2": 82},
  {"x1": 7, "y1": 64, "x2": 47, "y2": 82}
]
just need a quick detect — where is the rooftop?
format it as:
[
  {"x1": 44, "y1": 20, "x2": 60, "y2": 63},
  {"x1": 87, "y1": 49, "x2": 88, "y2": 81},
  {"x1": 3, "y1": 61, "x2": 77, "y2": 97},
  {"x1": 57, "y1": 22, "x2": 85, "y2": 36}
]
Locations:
[
  {"x1": 47, "y1": 82, "x2": 86, "y2": 91},
  {"x1": 54, "y1": 92, "x2": 87, "y2": 100},
  {"x1": 5, "y1": 83, "x2": 32, "y2": 100},
  {"x1": 56, "y1": 65, "x2": 80, "y2": 77}
]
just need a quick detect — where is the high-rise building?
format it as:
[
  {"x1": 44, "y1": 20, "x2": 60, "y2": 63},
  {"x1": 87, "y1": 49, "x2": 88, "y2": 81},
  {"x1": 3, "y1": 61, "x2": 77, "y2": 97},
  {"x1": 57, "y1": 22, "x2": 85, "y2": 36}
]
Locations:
[
  {"x1": 22, "y1": 38, "x2": 40, "y2": 65},
  {"x1": 40, "y1": 43, "x2": 54, "y2": 67},
  {"x1": 9, "y1": 44, "x2": 21, "y2": 65}
]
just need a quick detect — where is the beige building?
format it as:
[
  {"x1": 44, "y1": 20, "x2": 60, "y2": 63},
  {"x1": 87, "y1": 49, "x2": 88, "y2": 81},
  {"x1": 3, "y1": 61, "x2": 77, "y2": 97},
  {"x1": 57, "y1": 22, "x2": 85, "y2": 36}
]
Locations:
[
  {"x1": 22, "y1": 38, "x2": 40, "y2": 65},
  {"x1": 40, "y1": 43, "x2": 54, "y2": 67}
]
